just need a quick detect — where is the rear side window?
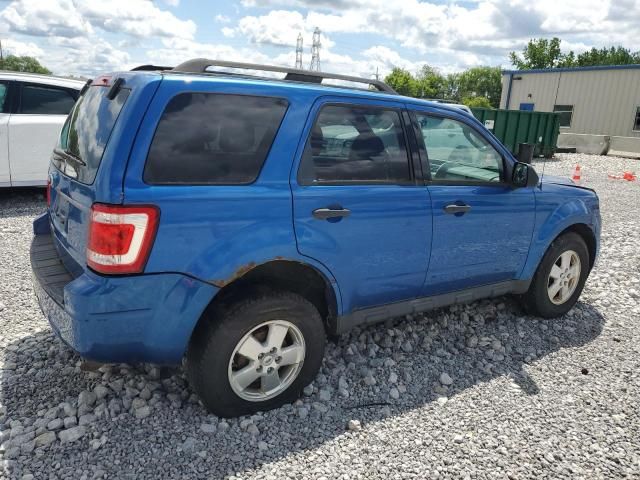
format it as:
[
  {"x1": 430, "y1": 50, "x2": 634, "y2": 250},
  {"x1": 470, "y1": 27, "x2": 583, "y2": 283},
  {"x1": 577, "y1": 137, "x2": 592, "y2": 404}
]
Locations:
[
  {"x1": 20, "y1": 84, "x2": 77, "y2": 115},
  {"x1": 297, "y1": 104, "x2": 411, "y2": 185},
  {"x1": 144, "y1": 93, "x2": 288, "y2": 185},
  {"x1": 0, "y1": 81, "x2": 9, "y2": 113},
  {"x1": 54, "y1": 85, "x2": 130, "y2": 184}
]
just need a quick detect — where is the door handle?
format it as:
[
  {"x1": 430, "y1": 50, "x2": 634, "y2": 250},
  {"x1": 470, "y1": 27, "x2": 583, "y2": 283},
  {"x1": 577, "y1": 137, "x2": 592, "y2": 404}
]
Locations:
[
  {"x1": 443, "y1": 203, "x2": 471, "y2": 215},
  {"x1": 312, "y1": 207, "x2": 351, "y2": 220}
]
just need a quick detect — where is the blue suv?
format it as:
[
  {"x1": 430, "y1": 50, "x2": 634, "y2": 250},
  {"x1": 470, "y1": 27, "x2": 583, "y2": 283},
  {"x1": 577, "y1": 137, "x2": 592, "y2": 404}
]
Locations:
[{"x1": 31, "y1": 59, "x2": 601, "y2": 417}]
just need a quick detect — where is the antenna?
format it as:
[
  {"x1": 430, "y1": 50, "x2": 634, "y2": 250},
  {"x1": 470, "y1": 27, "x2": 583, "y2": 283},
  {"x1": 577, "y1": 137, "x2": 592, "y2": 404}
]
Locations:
[
  {"x1": 310, "y1": 27, "x2": 321, "y2": 71},
  {"x1": 295, "y1": 33, "x2": 303, "y2": 70}
]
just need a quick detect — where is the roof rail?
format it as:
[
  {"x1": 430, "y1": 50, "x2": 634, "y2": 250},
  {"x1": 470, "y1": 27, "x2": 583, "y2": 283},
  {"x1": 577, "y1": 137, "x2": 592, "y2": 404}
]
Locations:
[
  {"x1": 131, "y1": 64, "x2": 172, "y2": 71},
  {"x1": 171, "y1": 58, "x2": 397, "y2": 94}
]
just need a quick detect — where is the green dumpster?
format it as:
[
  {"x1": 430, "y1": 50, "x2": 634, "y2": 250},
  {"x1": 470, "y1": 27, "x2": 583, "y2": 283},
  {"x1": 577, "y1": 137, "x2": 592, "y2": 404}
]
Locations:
[{"x1": 471, "y1": 108, "x2": 561, "y2": 159}]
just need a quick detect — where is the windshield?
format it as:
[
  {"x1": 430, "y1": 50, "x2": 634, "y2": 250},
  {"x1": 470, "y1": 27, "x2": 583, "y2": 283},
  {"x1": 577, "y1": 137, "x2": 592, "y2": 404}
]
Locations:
[{"x1": 53, "y1": 85, "x2": 130, "y2": 184}]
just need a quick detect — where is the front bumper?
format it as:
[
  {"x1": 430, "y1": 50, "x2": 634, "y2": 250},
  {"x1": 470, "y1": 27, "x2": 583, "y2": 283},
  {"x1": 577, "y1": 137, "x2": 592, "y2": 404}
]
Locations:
[{"x1": 30, "y1": 215, "x2": 218, "y2": 364}]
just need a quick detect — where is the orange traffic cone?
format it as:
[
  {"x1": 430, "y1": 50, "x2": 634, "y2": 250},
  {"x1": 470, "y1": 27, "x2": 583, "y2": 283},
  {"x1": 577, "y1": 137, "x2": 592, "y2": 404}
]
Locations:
[{"x1": 572, "y1": 164, "x2": 581, "y2": 183}]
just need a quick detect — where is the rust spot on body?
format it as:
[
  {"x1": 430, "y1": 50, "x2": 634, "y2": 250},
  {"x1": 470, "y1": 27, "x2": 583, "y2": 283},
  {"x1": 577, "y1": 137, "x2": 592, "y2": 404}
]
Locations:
[{"x1": 211, "y1": 262, "x2": 257, "y2": 288}]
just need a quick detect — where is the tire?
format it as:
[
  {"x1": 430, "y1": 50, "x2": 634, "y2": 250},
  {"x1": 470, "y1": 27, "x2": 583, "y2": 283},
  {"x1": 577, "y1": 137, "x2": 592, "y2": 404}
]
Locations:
[
  {"x1": 520, "y1": 232, "x2": 590, "y2": 318},
  {"x1": 186, "y1": 289, "x2": 325, "y2": 417}
]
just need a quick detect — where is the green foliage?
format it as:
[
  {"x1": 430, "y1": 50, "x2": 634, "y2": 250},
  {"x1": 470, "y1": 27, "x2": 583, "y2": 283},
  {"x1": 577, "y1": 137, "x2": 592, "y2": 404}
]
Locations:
[
  {"x1": 575, "y1": 46, "x2": 640, "y2": 66},
  {"x1": 384, "y1": 68, "x2": 417, "y2": 97},
  {"x1": 0, "y1": 55, "x2": 51, "y2": 74},
  {"x1": 462, "y1": 96, "x2": 492, "y2": 108},
  {"x1": 415, "y1": 65, "x2": 446, "y2": 98},
  {"x1": 510, "y1": 38, "x2": 640, "y2": 70},
  {"x1": 384, "y1": 65, "x2": 499, "y2": 109},
  {"x1": 457, "y1": 66, "x2": 502, "y2": 108},
  {"x1": 509, "y1": 37, "x2": 572, "y2": 70}
]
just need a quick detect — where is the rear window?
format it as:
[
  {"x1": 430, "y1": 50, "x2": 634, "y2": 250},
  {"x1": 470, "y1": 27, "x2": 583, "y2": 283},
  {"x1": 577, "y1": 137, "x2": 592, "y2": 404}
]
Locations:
[
  {"x1": 54, "y1": 85, "x2": 130, "y2": 184},
  {"x1": 143, "y1": 93, "x2": 288, "y2": 185}
]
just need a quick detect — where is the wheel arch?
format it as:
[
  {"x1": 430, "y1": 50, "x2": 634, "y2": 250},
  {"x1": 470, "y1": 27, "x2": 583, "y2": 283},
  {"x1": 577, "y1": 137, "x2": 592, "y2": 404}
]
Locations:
[
  {"x1": 562, "y1": 223, "x2": 597, "y2": 271},
  {"x1": 191, "y1": 259, "x2": 340, "y2": 342}
]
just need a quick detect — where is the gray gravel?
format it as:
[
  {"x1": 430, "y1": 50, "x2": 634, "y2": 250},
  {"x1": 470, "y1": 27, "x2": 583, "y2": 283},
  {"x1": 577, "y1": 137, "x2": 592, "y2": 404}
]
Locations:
[{"x1": 1, "y1": 153, "x2": 640, "y2": 479}]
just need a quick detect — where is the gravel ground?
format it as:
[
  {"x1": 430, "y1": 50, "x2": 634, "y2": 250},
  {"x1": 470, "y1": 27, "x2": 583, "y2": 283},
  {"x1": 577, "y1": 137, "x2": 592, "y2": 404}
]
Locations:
[{"x1": 1, "y1": 153, "x2": 639, "y2": 480}]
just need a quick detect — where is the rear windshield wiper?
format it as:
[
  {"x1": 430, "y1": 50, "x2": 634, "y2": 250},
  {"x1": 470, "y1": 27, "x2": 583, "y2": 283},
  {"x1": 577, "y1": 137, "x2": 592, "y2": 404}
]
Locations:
[{"x1": 53, "y1": 148, "x2": 87, "y2": 167}]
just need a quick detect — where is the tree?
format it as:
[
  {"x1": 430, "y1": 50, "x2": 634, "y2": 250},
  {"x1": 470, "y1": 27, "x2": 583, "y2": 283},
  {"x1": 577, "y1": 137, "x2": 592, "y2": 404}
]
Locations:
[
  {"x1": 509, "y1": 37, "x2": 575, "y2": 70},
  {"x1": 443, "y1": 73, "x2": 461, "y2": 103},
  {"x1": 0, "y1": 55, "x2": 51, "y2": 74},
  {"x1": 415, "y1": 64, "x2": 446, "y2": 99},
  {"x1": 457, "y1": 66, "x2": 502, "y2": 108},
  {"x1": 384, "y1": 67, "x2": 417, "y2": 97},
  {"x1": 509, "y1": 38, "x2": 640, "y2": 70},
  {"x1": 462, "y1": 96, "x2": 492, "y2": 108},
  {"x1": 575, "y1": 46, "x2": 640, "y2": 66}
]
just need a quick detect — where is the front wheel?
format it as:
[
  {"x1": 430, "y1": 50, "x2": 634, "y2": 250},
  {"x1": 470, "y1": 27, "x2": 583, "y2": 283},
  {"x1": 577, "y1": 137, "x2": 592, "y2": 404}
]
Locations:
[
  {"x1": 186, "y1": 290, "x2": 325, "y2": 417},
  {"x1": 520, "y1": 232, "x2": 590, "y2": 318}
]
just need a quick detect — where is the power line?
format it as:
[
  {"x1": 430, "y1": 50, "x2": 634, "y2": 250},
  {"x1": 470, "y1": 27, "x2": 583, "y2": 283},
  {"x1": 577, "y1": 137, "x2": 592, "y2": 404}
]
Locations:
[
  {"x1": 310, "y1": 27, "x2": 321, "y2": 71},
  {"x1": 295, "y1": 33, "x2": 303, "y2": 70}
]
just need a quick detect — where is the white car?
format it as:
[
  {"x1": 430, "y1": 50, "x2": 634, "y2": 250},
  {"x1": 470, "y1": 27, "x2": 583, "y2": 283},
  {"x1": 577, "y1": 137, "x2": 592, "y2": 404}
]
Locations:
[{"x1": 0, "y1": 72, "x2": 84, "y2": 187}]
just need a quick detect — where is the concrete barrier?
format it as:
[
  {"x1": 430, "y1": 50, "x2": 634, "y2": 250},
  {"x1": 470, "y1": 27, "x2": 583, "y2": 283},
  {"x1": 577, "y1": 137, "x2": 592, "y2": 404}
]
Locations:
[
  {"x1": 558, "y1": 133, "x2": 610, "y2": 155},
  {"x1": 608, "y1": 136, "x2": 640, "y2": 159},
  {"x1": 558, "y1": 133, "x2": 640, "y2": 158}
]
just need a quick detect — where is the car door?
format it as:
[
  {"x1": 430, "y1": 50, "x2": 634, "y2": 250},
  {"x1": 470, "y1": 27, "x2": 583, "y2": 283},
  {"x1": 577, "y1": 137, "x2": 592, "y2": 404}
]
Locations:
[
  {"x1": 291, "y1": 98, "x2": 432, "y2": 315},
  {"x1": 0, "y1": 80, "x2": 14, "y2": 186},
  {"x1": 411, "y1": 109, "x2": 536, "y2": 296},
  {"x1": 8, "y1": 82, "x2": 78, "y2": 185}
]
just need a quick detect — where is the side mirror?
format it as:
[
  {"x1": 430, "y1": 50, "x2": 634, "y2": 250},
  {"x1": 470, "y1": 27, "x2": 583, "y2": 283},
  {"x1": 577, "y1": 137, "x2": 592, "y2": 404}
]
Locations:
[{"x1": 512, "y1": 162, "x2": 539, "y2": 188}]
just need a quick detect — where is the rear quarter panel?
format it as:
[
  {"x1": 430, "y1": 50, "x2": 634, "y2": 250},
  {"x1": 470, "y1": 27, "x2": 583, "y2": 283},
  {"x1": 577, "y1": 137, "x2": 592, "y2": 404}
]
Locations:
[{"x1": 122, "y1": 77, "x2": 341, "y2": 306}]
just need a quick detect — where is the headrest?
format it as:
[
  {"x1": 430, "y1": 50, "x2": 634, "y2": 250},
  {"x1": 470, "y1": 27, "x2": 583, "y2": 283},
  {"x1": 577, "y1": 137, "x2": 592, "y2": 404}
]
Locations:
[{"x1": 349, "y1": 132, "x2": 384, "y2": 160}]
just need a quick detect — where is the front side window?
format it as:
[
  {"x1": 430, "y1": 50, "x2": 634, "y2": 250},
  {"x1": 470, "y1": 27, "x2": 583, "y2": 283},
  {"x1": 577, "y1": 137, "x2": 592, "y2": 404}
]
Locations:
[
  {"x1": 553, "y1": 104, "x2": 573, "y2": 128},
  {"x1": 144, "y1": 93, "x2": 288, "y2": 185},
  {"x1": 298, "y1": 104, "x2": 411, "y2": 185},
  {"x1": 633, "y1": 107, "x2": 640, "y2": 132},
  {"x1": 20, "y1": 84, "x2": 77, "y2": 115},
  {"x1": 415, "y1": 114, "x2": 503, "y2": 183}
]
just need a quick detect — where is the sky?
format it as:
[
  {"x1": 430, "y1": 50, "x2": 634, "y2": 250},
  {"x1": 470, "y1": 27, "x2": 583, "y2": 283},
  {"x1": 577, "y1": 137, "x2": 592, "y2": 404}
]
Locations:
[{"x1": 0, "y1": 0, "x2": 636, "y2": 78}]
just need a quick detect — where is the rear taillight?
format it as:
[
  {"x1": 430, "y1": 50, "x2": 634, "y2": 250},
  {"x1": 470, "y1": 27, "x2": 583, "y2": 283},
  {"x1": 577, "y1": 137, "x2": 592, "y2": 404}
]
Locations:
[
  {"x1": 46, "y1": 178, "x2": 51, "y2": 207},
  {"x1": 87, "y1": 204, "x2": 159, "y2": 275}
]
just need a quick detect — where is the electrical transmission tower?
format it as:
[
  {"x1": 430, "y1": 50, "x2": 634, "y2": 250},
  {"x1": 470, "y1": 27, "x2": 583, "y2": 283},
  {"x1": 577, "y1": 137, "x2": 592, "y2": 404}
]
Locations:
[
  {"x1": 310, "y1": 27, "x2": 321, "y2": 71},
  {"x1": 295, "y1": 33, "x2": 303, "y2": 69}
]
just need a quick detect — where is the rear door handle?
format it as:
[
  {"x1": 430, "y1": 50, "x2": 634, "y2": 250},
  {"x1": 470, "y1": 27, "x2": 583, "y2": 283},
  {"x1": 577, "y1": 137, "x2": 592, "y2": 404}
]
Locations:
[
  {"x1": 312, "y1": 207, "x2": 351, "y2": 220},
  {"x1": 443, "y1": 203, "x2": 471, "y2": 215}
]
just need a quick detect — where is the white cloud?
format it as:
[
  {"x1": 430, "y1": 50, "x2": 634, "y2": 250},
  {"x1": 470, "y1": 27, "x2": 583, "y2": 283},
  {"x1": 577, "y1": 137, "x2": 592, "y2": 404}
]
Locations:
[
  {"x1": 76, "y1": 0, "x2": 196, "y2": 39},
  {"x1": 232, "y1": 10, "x2": 335, "y2": 48},
  {"x1": 233, "y1": 0, "x2": 640, "y2": 65},
  {"x1": 215, "y1": 14, "x2": 231, "y2": 23},
  {"x1": 0, "y1": 0, "x2": 195, "y2": 41},
  {"x1": 0, "y1": 0, "x2": 92, "y2": 38},
  {"x1": 221, "y1": 27, "x2": 235, "y2": 37},
  {"x1": 1, "y1": 39, "x2": 45, "y2": 58}
]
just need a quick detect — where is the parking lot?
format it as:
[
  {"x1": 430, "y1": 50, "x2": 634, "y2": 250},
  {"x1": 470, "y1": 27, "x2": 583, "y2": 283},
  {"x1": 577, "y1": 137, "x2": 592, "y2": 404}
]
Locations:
[{"x1": 0, "y1": 152, "x2": 639, "y2": 479}]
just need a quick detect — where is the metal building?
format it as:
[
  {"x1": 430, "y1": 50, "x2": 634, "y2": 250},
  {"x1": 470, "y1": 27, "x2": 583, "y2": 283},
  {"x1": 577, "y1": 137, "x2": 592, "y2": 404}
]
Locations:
[{"x1": 500, "y1": 65, "x2": 640, "y2": 156}]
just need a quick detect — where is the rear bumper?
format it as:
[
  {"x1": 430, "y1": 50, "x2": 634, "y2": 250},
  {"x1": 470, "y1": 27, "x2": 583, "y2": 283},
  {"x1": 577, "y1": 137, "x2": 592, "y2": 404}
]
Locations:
[{"x1": 30, "y1": 213, "x2": 218, "y2": 364}]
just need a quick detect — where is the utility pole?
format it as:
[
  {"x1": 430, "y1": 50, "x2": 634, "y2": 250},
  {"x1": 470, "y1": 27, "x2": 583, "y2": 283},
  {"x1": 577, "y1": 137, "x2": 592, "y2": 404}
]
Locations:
[
  {"x1": 374, "y1": 66, "x2": 379, "y2": 81},
  {"x1": 0, "y1": 40, "x2": 4, "y2": 62},
  {"x1": 295, "y1": 33, "x2": 303, "y2": 69},
  {"x1": 310, "y1": 27, "x2": 321, "y2": 71}
]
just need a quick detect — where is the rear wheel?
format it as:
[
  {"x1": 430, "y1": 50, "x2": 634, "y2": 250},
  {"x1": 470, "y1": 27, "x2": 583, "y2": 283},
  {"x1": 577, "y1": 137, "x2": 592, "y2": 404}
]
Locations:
[
  {"x1": 187, "y1": 289, "x2": 325, "y2": 417},
  {"x1": 521, "y1": 232, "x2": 590, "y2": 318}
]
